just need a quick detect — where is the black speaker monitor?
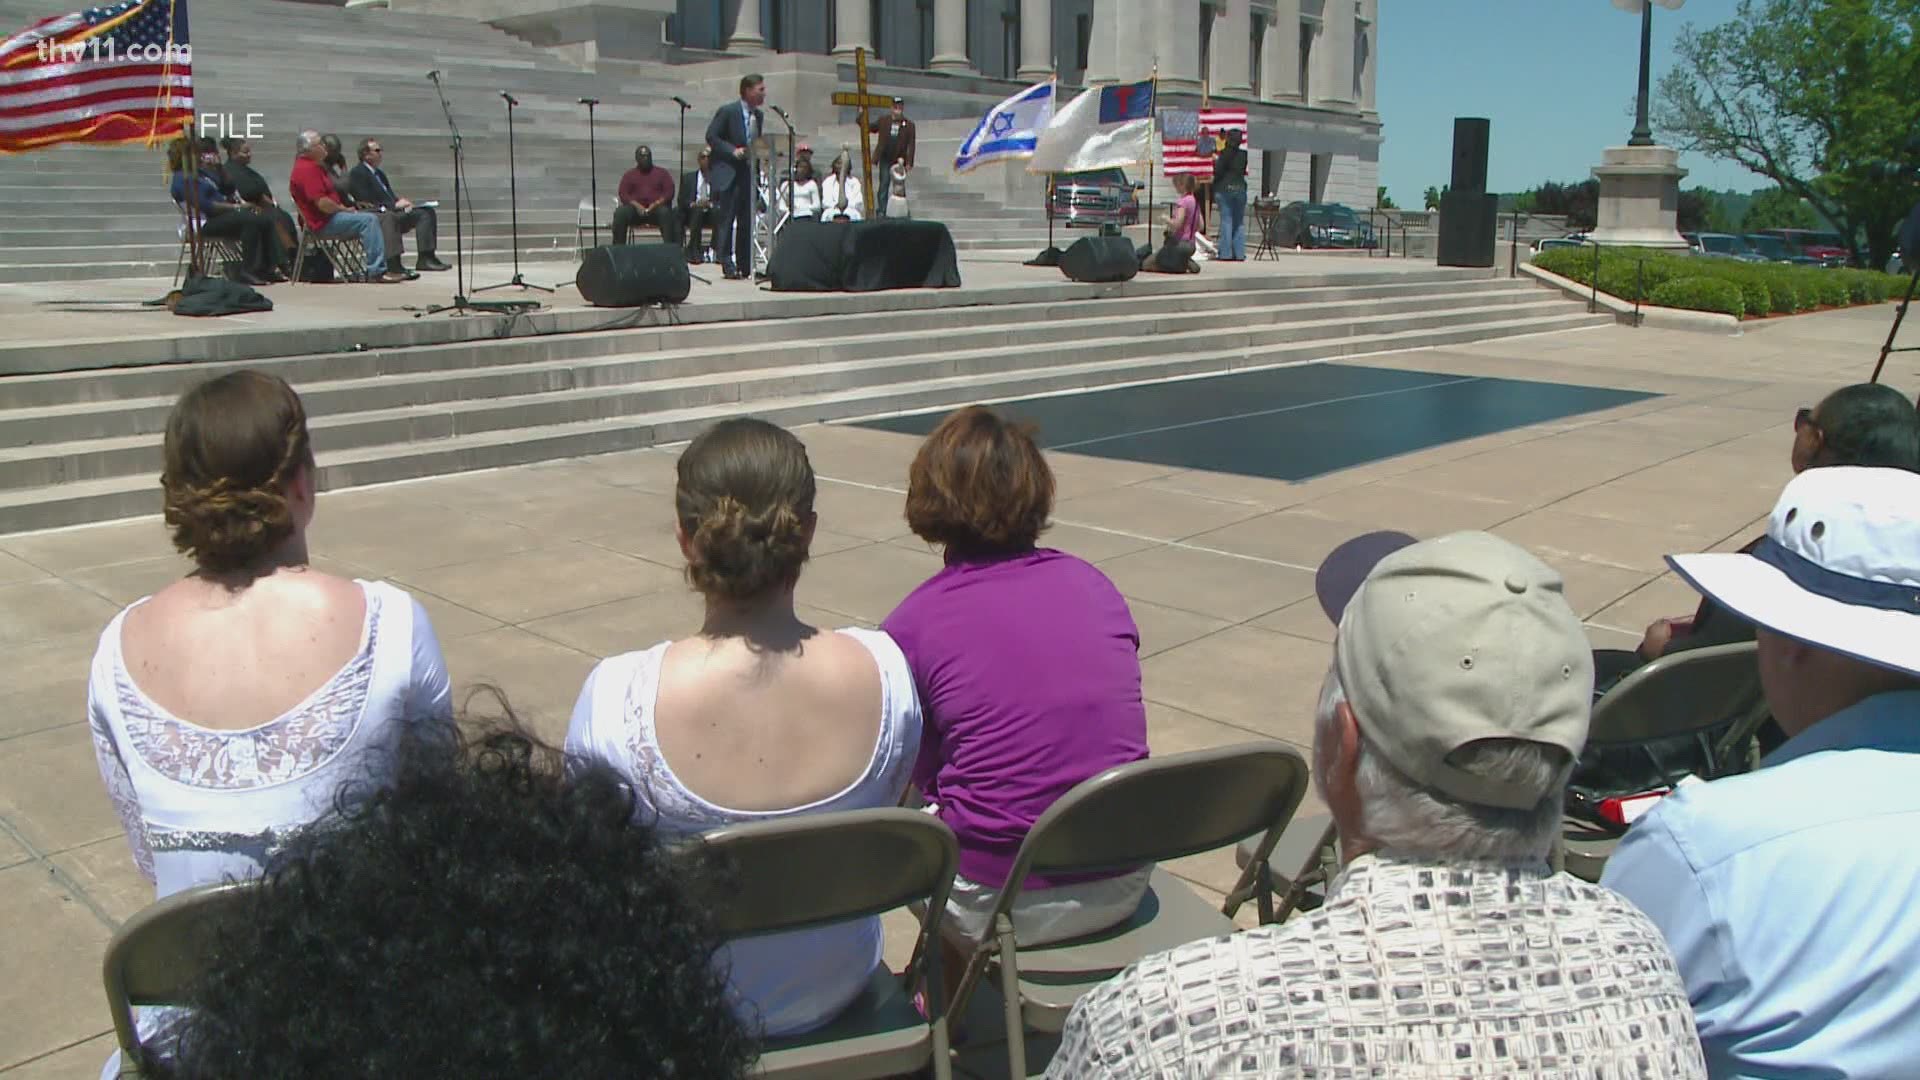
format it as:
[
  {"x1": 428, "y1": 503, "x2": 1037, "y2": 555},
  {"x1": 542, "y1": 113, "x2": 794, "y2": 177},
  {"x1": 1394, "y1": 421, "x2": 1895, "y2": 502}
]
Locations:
[
  {"x1": 1437, "y1": 190, "x2": 1499, "y2": 268},
  {"x1": 1059, "y1": 235, "x2": 1139, "y2": 283},
  {"x1": 575, "y1": 243, "x2": 691, "y2": 306},
  {"x1": 1450, "y1": 117, "x2": 1490, "y2": 195}
]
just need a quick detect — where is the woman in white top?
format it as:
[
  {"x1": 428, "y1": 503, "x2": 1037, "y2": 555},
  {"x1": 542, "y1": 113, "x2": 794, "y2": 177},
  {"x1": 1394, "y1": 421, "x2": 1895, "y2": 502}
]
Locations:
[
  {"x1": 820, "y1": 151, "x2": 864, "y2": 222},
  {"x1": 566, "y1": 418, "x2": 920, "y2": 1039},
  {"x1": 88, "y1": 370, "x2": 451, "y2": 1077},
  {"x1": 780, "y1": 158, "x2": 824, "y2": 227}
]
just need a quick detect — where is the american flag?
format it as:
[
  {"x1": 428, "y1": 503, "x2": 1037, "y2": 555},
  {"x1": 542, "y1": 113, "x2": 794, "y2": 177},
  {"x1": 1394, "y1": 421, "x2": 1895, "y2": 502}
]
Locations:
[
  {"x1": 1159, "y1": 108, "x2": 1212, "y2": 177},
  {"x1": 0, "y1": 0, "x2": 192, "y2": 154}
]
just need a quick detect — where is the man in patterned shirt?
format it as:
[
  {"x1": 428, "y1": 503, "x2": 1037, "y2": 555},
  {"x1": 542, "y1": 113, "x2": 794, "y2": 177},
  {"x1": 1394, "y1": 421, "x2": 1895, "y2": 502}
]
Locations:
[{"x1": 1047, "y1": 531, "x2": 1707, "y2": 1078}]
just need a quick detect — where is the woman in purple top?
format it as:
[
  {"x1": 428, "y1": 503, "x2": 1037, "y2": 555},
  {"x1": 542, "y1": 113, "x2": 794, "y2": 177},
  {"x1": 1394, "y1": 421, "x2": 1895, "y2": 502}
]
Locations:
[{"x1": 882, "y1": 405, "x2": 1151, "y2": 953}]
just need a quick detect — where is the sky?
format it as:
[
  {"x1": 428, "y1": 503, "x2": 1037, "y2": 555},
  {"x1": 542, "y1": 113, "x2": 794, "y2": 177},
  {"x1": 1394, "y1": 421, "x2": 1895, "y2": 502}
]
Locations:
[{"x1": 1377, "y1": 0, "x2": 1764, "y2": 203}]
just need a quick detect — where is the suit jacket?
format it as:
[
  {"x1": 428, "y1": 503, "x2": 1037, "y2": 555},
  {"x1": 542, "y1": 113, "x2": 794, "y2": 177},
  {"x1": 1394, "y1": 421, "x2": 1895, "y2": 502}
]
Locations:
[
  {"x1": 703, "y1": 98, "x2": 762, "y2": 194},
  {"x1": 347, "y1": 161, "x2": 402, "y2": 209},
  {"x1": 874, "y1": 116, "x2": 916, "y2": 168},
  {"x1": 678, "y1": 167, "x2": 715, "y2": 211}
]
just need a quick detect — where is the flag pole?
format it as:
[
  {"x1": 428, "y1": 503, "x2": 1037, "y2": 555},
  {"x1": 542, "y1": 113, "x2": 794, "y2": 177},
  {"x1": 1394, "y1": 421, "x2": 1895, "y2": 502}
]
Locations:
[
  {"x1": 180, "y1": 119, "x2": 201, "y2": 278},
  {"x1": 1046, "y1": 73, "x2": 1057, "y2": 253},
  {"x1": 1145, "y1": 62, "x2": 1157, "y2": 243}
]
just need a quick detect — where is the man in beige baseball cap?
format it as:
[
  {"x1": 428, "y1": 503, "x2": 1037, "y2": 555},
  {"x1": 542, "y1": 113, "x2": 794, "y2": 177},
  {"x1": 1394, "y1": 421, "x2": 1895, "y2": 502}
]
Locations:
[{"x1": 1047, "y1": 531, "x2": 1706, "y2": 1078}]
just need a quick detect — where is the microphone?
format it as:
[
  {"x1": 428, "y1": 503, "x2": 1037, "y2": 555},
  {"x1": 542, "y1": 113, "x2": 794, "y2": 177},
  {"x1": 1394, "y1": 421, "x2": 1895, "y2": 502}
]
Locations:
[
  {"x1": 578, "y1": 97, "x2": 599, "y2": 106},
  {"x1": 500, "y1": 91, "x2": 519, "y2": 106},
  {"x1": 769, "y1": 104, "x2": 790, "y2": 119},
  {"x1": 672, "y1": 96, "x2": 691, "y2": 108},
  {"x1": 427, "y1": 70, "x2": 440, "y2": 81}
]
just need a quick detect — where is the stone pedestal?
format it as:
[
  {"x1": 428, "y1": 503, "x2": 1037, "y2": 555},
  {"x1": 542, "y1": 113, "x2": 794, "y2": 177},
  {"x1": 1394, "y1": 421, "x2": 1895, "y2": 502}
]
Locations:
[{"x1": 1588, "y1": 144, "x2": 1688, "y2": 248}]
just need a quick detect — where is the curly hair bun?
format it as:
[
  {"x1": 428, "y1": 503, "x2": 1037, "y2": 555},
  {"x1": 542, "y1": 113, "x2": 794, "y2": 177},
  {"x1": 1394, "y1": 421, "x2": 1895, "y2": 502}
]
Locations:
[
  {"x1": 675, "y1": 419, "x2": 816, "y2": 603},
  {"x1": 160, "y1": 371, "x2": 314, "y2": 575}
]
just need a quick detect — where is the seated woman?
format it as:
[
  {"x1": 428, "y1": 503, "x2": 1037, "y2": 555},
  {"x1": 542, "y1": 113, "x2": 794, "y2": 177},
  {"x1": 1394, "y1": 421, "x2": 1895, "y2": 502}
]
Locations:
[
  {"x1": 566, "y1": 417, "x2": 921, "y2": 1038},
  {"x1": 89, "y1": 370, "x2": 452, "y2": 1077},
  {"x1": 150, "y1": 706, "x2": 756, "y2": 1080},
  {"x1": 1142, "y1": 174, "x2": 1202, "y2": 273},
  {"x1": 168, "y1": 137, "x2": 282, "y2": 285},
  {"x1": 221, "y1": 136, "x2": 298, "y2": 278},
  {"x1": 779, "y1": 158, "x2": 823, "y2": 226},
  {"x1": 883, "y1": 406, "x2": 1151, "y2": 954}
]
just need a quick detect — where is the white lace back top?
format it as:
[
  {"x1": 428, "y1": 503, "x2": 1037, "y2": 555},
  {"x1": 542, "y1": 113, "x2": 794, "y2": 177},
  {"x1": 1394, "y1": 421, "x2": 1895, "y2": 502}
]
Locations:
[
  {"x1": 565, "y1": 627, "x2": 922, "y2": 1038},
  {"x1": 88, "y1": 580, "x2": 452, "y2": 900}
]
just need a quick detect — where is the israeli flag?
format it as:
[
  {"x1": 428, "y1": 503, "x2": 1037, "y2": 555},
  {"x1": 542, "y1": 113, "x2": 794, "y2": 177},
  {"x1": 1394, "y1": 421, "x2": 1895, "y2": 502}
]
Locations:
[{"x1": 954, "y1": 80, "x2": 1055, "y2": 173}]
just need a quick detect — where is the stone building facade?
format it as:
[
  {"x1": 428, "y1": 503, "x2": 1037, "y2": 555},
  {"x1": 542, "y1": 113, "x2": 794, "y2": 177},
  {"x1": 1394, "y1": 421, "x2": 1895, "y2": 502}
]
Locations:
[{"x1": 672, "y1": 0, "x2": 1380, "y2": 207}]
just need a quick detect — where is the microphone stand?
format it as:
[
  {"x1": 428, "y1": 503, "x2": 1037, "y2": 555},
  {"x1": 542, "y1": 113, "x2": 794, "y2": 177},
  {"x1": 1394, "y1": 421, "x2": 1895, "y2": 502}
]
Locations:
[
  {"x1": 760, "y1": 104, "x2": 796, "y2": 281},
  {"x1": 477, "y1": 90, "x2": 552, "y2": 293},
  {"x1": 420, "y1": 70, "x2": 535, "y2": 317},
  {"x1": 581, "y1": 97, "x2": 602, "y2": 249}
]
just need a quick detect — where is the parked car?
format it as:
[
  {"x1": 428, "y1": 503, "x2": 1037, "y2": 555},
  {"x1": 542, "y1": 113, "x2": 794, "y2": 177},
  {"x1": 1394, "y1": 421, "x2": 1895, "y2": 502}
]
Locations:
[
  {"x1": 1274, "y1": 202, "x2": 1378, "y2": 248},
  {"x1": 1046, "y1": 168, "x2": 1142, "y2": 228},
  {"x1": 1532, "y1": 236, "x2": 1586, "y2": 253},
  {"x1": 1688, "y1": 232, "x2": 1768, "y2": 262},
  {"x1": 1739, "y1": 233, "x2": 1823, "y2": 265},
  {"x1": 1758, "y1": 228, "x2": 1849, "y2": 266}
]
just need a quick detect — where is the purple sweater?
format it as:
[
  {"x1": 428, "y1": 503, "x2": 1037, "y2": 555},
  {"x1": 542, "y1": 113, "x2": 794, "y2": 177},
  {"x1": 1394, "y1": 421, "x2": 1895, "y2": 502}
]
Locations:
[{"x1": 882, "y1": 548, "x2": 1148, "y2": 890}]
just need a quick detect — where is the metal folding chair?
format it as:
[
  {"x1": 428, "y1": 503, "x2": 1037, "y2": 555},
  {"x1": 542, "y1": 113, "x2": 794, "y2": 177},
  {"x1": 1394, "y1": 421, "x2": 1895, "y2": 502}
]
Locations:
[
  {"x1": 103, "y1": 880, "x2": 253, "y2": 1076},
  {"x1": 1225, "y1": 812, "x2": 1339, "y2": 925},
  {"x1": 172, "y1": 205, "x2": 248, "y2": 287},
  {"x1": 940, "y1": 742, "x2": 1311, "y2": 1078},
  {"x1": 697, "y1": 809, "x2": 960, "y2": 1080},
  {"x1": 292, "y1": 223, "x2": 368, "y2": 283}
]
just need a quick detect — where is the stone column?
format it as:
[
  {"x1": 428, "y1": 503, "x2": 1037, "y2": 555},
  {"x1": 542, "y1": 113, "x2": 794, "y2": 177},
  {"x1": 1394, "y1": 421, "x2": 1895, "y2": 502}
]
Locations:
[
  {"x1": 1214, "y1": 0, "x2": 1253, "y2": 98},
  {"x1": 1259, "y1": 2, "x2": 1291, "y2": 102},
  {"x1": 832, "y1": 0, "x2": 871, "y2": 58},
  {"x1": 930, "y1": 0, "x2": 973, "y2": 72},
  {"x1": 1017, "y1": 0, "x2": 1052, "y2": 79},
  {"x1": 1320, "y1": 0, "x2": 1353, "y2": 107},
  {"x1": 728, "y1": 0, "x2": 766, "y2": 52},
  {"x1": 1357, "y1": 0, "x2": 1377, "y2": 112},
  {"x1": 1150, "y1": 0, "x2": 1202, "y2": 90}
]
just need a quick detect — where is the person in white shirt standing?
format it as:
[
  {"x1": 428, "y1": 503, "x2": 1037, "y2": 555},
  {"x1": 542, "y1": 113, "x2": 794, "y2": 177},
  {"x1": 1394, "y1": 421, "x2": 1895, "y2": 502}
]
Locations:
[{"x1": 1047, "y1": 531, "x2": 1707, "y2": 1079}]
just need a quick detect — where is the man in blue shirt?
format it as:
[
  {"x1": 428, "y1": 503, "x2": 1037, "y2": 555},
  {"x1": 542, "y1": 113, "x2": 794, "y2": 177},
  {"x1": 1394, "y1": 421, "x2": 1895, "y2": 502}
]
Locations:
[{"x1": 1603, "y1": 464, "x2": 1920, "y2": 1077}]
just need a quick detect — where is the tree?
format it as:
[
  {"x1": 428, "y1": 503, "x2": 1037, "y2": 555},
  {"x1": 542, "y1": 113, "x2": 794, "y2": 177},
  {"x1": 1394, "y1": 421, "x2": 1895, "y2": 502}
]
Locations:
[
  {"x1": 1740, "y1": 186, "x2": 1822, "y2": 232},
  {"x1": 1423, "y1": 184, "x2": 1448, "y2": 210},
  {"x1": 1530, "y1": 180, "x2": 1601, "y2": 229},
  {"x1": 1677, "y1": 188, "x2": 1711, "y2": 234},
  {"x1": 1376, "y1": 186, "x2": 1397, "y2": 209},
  {"x1": 1657, "y1": 0, "x2": 1920, "y2": 269}
]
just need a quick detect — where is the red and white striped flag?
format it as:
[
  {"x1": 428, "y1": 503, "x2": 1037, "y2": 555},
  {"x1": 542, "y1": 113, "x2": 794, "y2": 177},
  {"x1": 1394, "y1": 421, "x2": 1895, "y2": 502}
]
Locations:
[
  {"x1": 0, "y1": 0, "x2": 193, "y2": 154},
  {"x1": 1159, "y1": 108, "x2": 1212, "y2": 177},
  {"x1": 1199, "y1": 106, "x2": 1249, "y2": 144}
]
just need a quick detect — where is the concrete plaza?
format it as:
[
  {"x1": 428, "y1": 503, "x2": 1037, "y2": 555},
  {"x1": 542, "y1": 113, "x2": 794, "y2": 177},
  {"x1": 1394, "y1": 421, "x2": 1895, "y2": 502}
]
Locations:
[{"x1": 0, "y1": 299, "x2": 1909, "y2": 1076}]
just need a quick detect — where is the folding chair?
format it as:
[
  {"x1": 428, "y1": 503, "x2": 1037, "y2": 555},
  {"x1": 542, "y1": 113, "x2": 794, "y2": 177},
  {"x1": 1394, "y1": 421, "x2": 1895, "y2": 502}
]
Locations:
[
  {"x1": 942, "y1": 742, "x2": 1311, "y2": 1078},
  {"x1": 172, "y1": 205, "x2": 248, "y2": 287},
  {"x1": 697, "y1": 809, "x2": 960, "y2": 1080},
  {"x1": 1224, "y1": 812, "x2": 1339, "y2": 925},
  {"x1": 292, "y1": 223, "x2": 368, "y2": 284},
  {"x1": 103, "y1": 880, "x2": 253, "y2": 1076},
  {"x1": 1560, "y1": 640, "x2": 1769, "y2": 881}
]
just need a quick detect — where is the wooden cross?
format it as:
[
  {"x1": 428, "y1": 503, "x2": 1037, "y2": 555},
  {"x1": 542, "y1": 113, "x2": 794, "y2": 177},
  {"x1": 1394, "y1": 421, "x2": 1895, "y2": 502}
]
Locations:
[{"x1": 829, "y1": 47, "x2": 892, "y2": 217}]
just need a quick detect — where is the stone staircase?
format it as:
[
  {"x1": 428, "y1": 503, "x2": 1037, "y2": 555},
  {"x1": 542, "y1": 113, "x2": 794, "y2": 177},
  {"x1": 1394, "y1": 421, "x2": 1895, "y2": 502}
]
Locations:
[
  {"x1": 0, "y1": 0, "x2": 1041, "y2": 281},
  {"x1": 0, "y1": 270, "x2": 1613, "y2": 533}
]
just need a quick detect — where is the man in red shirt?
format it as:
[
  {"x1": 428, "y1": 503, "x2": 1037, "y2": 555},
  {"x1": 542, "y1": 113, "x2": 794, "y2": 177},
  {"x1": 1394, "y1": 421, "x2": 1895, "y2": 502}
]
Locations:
[
  {"x1": 611, "y1": 145, "x2": 680, "y2": 246},
  {"x1": 288, "y1": 129, "x2": 403, "y2": 283}
]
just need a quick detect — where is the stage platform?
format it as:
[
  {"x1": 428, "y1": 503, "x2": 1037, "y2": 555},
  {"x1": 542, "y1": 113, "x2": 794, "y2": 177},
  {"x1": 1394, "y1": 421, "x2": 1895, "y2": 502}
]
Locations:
[
  {"x1": 0, "y1": 250, "x2": 1494, "y2": 376},
  {"x1": 0, "y1": 251, "x2": 1614, "y2": 534}
]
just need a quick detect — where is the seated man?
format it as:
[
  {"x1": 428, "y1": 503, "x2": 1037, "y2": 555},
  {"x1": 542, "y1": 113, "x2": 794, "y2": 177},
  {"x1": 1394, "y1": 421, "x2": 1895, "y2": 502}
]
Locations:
[
  {"x1": 679, "y1": 147, "x2": 717, "y2": 263},
  {"x1": 1604, "y1": 466, "x2": 1920, "y2": 1075},
  {"x1": 147, "y1": 708, "x2": 756, "y2": 1078},
  {"x1": 288, "y1": 129, "x2": 401, "y2": 283},
  {"x1": 348, "y1": 138, "x2": 448, "y2": 273},
  {"x1": 613, "y1": 144, "x2": 680, "y2": 247},
  {"x1": 1047, "y1": 531, "x2": 1707, "y2": 1078}
]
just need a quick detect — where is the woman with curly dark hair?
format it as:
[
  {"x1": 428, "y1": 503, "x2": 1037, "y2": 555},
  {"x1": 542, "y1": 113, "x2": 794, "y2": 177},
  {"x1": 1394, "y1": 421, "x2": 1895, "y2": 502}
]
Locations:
[
  {"x1": 150, "y1": 703, "x2": 757, "y2": 1078},
  {"x1": 566, "y1": 417, "x2": 922, "y2": 1038}
]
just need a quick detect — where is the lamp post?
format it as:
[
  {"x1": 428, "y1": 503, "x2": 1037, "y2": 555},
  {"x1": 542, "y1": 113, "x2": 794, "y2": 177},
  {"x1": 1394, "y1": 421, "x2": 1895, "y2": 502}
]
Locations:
[{"x1": 1614, "y1": 0, "x2": 1685, "y2": 147}]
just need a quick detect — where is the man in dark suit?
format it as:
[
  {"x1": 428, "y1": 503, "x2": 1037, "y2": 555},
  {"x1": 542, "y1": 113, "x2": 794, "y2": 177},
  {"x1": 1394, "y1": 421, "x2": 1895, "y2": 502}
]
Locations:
[
  {"x1": 348, "y1": 138, "x2": 449, "y2": 272},
  {"x1": 678, "y1": 146, "x2": 717, "y2": 264},
  {"x1": 703, "y1": 73, "x2": 766, "y2": 279}
]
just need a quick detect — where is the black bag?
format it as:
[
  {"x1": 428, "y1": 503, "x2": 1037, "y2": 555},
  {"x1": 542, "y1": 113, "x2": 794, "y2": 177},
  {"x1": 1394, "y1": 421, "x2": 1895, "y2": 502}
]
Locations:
[
  {"x1": 171, "y1": 274, "x2": 273, "y2": 317},
  {"x1": 298, "y1": 247, "x2": 336, "y2": 283}
]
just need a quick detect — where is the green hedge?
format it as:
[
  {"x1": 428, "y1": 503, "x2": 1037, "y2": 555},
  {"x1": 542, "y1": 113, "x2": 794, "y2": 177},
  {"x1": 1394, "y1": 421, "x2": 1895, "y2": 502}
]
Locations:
[
  {"x1": 1532, "y1": 246, "x2": 1906, "y2": 319},
  {"x1": 1649, "y1": 277, "x2": 1745, "y2": 318}
]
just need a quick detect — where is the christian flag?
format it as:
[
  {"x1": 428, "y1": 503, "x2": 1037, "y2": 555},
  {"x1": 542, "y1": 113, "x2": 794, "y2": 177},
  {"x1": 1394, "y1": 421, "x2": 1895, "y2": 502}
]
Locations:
[
  {"x1": 1027, "y1": 78, "x2": 1154, "y2": 174},
  {"x1": 0, "y1": 0, "x2": 193, "y2": 154}
]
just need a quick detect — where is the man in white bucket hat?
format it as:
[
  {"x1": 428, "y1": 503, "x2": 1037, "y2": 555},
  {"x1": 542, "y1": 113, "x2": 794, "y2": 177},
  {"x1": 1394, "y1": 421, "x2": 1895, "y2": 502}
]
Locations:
[
  {"x1": 1048, "y1": 531, "x2": 1706, "y2": 1078},
  {"x1": 1604, "y1": 465, "x2": 1920, "y2": 1076}
]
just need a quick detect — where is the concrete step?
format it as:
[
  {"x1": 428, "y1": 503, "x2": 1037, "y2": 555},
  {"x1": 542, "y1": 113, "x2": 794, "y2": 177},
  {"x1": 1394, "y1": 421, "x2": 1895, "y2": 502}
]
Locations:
[{"x1": 0, "y1": 308, "x2": 1613, "y2": 534}]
